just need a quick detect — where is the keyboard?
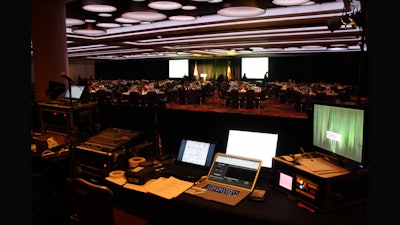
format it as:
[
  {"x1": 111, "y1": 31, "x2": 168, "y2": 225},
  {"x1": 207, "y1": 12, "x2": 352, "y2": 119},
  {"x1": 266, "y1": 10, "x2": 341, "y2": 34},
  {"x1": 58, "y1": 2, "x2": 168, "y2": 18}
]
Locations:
[{"x1": 202, "y1": 183, "x2": 241, "y2": 196}]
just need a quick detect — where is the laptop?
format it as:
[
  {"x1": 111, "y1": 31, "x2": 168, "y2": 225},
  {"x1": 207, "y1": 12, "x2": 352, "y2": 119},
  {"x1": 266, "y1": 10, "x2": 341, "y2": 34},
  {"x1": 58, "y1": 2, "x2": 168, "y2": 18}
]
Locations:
[
  {"x1": 63, "y1": 85, "x2": 85, "y2": 103},
  {"x1": 185, "y1": 152, "x2": 262, "y2": 206},
  {"x1": 160, "y1": 139, "x2": 216, "y2": 182}
]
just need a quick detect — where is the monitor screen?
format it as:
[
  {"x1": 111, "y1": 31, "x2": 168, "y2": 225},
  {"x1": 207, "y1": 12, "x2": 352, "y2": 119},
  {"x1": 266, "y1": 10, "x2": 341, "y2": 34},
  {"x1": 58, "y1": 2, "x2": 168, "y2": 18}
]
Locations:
[
  {"x1": 169, "y1": 59, "x2": 189, "y2": 79},
  {"x1": 64, "y1": 85, "x2": 85, "y2": 100},
  {"x1": 225, "y1": 129, "x2": 279, "y2": 168},
  {"x1": 312, "y1": 102, "x2": 368, "y2": 168},
  {"x1": 241, "y1": 57, "x2": 269, "y2": 79}
]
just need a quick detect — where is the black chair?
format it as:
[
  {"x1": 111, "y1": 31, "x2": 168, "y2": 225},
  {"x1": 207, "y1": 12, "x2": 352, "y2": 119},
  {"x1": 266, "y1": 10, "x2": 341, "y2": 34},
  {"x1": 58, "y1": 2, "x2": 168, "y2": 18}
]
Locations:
[
  {"x1": 244, "y1": 89, "x2": 256, "y2": 109},
  {"x1": 128, "y1": 91, "x2": 141, "y2": 108},
  {"x1": 177, "y1": 88, "x2": 188, "y2": 104},
  {"x1": 229, "y1": 89, "x2": 240, "y2": 108},
  {"x1": 65, "y1": 177, "x2": 149, "y2": 225}
]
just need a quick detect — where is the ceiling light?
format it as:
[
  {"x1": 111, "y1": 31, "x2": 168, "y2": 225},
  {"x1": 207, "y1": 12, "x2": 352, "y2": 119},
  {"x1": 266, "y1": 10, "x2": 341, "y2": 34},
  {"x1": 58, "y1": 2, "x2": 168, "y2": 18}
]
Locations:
[
  {"x1": 122, "y1": 11, "x2": 167, "y2": 22},
  {"x1": 148, "y1": 1, "x2": 182, "y2": 10},
  {"x1": 122, "y1": 1, "x2": 167, "y2": 22},
  {"x1": 96, "y1": 17, "x2": 121, "y2": 28},
  {"x1": 181, "y1": 5, "x2": 197, "y2": 10},
  {"x1": 72, "y1": 23, "x2": 106, "y2": 36},
  {"x1": 115, "y1": 17, "x2": 140, "y2": 24},
  {"x1": 82, "y1": 0, "x2": 117, "y2": 13},
  {"x1": 169, "y1": 10, "x2": 197, "y2": 21},
  {"x1": 66, "y1": 18, "x2": 85, "y2": 27},
  {"x1": 272, "y1": 0, "x2": 311, "y2": 6},
  {"x1": 217, "y1": 0, "x2": 266, "y2": 18}
]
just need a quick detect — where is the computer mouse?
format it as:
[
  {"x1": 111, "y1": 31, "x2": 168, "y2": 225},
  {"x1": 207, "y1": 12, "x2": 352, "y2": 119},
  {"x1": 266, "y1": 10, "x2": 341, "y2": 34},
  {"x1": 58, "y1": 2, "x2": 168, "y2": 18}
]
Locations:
[{"x1": 280, "y1": 155, "x2": 294, "y2": 162}]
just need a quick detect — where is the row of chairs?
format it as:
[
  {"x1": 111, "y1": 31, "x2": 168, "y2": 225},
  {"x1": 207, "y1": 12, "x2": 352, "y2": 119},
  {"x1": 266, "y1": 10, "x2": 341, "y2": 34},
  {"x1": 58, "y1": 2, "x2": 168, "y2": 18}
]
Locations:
[{"x1": 219, "y1": 89, "x2": 269, "y2": 109}]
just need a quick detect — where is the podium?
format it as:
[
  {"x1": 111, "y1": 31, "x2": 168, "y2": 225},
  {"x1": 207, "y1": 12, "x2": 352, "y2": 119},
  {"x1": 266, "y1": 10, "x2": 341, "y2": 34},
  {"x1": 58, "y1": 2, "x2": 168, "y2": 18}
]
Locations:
[{"x1": 37, "y1": 102, "x2": 98, "y2": 136}]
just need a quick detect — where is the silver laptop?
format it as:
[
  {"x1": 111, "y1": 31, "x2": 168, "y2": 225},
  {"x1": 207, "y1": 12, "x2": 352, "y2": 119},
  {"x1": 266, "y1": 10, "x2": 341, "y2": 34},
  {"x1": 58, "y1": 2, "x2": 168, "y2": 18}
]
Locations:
[{"x1": 185, "y1": 152, "x2": 262, "y2": 206}]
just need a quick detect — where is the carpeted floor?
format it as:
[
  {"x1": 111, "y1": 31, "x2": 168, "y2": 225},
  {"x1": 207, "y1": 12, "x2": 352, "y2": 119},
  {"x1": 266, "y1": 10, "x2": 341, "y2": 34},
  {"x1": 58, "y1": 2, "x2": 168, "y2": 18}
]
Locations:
[{"x1": 165, "y1": 96, "x2": 309, "y2": 119}]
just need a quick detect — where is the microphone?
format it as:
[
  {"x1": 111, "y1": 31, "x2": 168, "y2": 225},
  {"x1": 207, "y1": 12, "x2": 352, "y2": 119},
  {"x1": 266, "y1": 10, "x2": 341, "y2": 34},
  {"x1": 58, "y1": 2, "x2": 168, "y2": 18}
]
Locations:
[{"x1": 60, "y1": 72, "x2": 76, "y2": 84}]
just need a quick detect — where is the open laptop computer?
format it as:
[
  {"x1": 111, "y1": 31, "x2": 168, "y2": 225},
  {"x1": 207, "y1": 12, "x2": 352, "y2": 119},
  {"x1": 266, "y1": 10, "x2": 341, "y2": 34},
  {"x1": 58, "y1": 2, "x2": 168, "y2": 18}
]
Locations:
[
  {"x1": 63, "y1": 85, "x2": 85, "y2": 104},
  {"x1": 160, "y1": 139, "x2": 216, "y2": 182},
  {"x1": 185, "y1": 152, "x2": 262, "y2": 206}
]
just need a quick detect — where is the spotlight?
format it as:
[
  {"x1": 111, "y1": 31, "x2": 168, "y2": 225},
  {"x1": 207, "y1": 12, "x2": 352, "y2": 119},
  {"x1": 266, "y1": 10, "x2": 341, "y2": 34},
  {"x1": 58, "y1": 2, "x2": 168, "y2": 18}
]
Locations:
[{"x1": 326, "y1": 16, "x2": 343, "y2": 32}]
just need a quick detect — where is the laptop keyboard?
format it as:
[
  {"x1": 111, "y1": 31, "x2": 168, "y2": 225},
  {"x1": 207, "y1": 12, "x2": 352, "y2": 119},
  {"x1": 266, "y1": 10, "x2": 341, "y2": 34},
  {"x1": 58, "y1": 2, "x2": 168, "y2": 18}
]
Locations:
[{"x1": 203, "y1": 183, "x2": 241, "y2": 197}]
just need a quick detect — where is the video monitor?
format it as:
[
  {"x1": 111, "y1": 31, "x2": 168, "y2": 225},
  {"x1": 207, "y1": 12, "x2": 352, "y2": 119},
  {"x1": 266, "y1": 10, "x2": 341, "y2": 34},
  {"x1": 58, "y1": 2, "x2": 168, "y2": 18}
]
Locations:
[
  {"x1": 225, "y1": 129, "x2": 279, "y2": 168},
  {"x1": 312, "y1": 102, "x2": 369, "y2": 169},
  {"x1": 64, "y1": 85, "x2": 85, "y2": 100}
]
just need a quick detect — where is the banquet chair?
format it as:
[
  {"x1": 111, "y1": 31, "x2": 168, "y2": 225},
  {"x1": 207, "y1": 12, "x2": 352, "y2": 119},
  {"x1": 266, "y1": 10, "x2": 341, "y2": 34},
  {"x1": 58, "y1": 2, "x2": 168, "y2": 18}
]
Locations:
[
  {"x1": 244, "y1": 89, "x2": 256, "y2": 109},
  {"x1": 65, "y1": 177, "x2": 149, "y2": 225}
]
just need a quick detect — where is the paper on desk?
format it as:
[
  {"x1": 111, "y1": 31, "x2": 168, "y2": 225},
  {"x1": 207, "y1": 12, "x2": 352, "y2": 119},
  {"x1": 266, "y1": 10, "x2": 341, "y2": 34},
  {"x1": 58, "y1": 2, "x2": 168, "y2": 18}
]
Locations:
[
  {"x1": 124, "y1": 179, "x2": 157, "y2": 193},
  {"x1": 122, "y1": 176, "x2": 193, "y2": 199},
  {"x1": 297, "y1": 157, "x2": 349, "y2": 176},
  {"x1": 146, "y1": 176, "x2": 194, "y2": 200}
]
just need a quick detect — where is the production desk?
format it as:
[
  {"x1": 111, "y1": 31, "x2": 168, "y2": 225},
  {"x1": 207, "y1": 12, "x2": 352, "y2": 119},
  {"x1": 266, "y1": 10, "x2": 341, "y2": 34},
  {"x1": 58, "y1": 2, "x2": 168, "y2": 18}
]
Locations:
[{"x1": 103, "y1": 176, "x2": 369, "y2": 225}]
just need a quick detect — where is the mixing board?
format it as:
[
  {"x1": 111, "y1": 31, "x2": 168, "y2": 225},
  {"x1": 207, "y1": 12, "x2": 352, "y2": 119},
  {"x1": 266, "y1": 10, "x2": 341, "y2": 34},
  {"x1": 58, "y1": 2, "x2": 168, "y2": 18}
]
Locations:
[{"x1": 82, "y1": 127, "x2": 143, "y2": 152}]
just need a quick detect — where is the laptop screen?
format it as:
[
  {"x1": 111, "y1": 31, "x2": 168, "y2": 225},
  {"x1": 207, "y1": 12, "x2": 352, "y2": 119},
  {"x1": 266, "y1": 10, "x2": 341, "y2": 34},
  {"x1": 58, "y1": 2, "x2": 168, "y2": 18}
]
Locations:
[
  {"x1": 64, "y1": 85, "x2": 85, "y2": 100},
  {"x1": 177, "y1": 139, "x2": 216, "y2": 167},
  {"x1": 207, "y1": 154, "x2": 261, "y2": 189},
  {"x1": 226, "y1": 129, "x2": 278, "y2": 168}
]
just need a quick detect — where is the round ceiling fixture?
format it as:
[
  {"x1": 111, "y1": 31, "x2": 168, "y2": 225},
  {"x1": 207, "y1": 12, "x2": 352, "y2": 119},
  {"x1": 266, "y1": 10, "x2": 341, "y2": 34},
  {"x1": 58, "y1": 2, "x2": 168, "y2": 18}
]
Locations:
[
  {"x1": 122, "y1": 11, "x2": 167, "y2": 22},
  {"x1": 148, "y1": 1, "x2": 182, "y2": 10}
]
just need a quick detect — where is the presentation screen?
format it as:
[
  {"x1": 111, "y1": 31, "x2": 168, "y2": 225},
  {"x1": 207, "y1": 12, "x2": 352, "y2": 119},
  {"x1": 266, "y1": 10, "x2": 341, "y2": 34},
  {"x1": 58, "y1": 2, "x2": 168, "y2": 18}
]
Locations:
[
  {"x1": 169, "y1": 59, "x2": 189, "y2": 79},
  {"x1": 241, "y1": 57, "x2": 269, "y2": 79}
]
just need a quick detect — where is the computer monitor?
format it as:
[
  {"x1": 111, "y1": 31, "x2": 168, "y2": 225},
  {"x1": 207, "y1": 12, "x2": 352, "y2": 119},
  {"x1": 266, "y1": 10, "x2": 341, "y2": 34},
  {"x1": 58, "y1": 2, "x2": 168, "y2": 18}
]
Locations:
[
  {"x1": 312, "y1": 101, "x2": 369, "y2": 169},
  {"x1": 225, "y1": 129, "x2": 279, "y2": 168},
  {"x1": 64, "y1": 85, "x2": 85, "y2": 100}
]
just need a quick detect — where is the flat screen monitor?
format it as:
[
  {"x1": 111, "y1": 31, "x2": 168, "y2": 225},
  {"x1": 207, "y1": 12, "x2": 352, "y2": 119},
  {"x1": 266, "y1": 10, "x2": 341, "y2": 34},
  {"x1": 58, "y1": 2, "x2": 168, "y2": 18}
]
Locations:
[
  {"x1": 64, "y1": 85, "x2": 85, "y2": 100},
  {"x1": 225, "y1": 129, "x2": 279, "y2": 168},
  {"x1": 312, "y1": 102, "x2": 369, "y2": 169}
]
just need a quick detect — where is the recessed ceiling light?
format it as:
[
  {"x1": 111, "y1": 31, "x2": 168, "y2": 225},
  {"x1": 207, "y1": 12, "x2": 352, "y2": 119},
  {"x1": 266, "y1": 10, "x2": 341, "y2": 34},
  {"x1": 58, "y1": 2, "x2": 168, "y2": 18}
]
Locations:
[
  {"x1": 272, "y1": 0, "x2": 311, "y2": 6},
  {"x1": 122, "y1": 11, "x2": 167, "y2": 22},
  {"x1": 181, "y1": 5, "x2": 196, "y2": 10},
  {"x1": 148, "y1": 1, "x2": 182, "y2": 10},
  {"x1": 115, "y1": 17, "x2": 140, "y2": 23},
  {"x1": 98, "y1": 13, "x2": 113, "y2": 17},
  {"x1": 169, "y1": 15, "x2": 197, "y2": 21},
  {"x1": 72, "y1": 27, "x2": 106, "y2": 36},
  {"x1": 97, "y1": 22, "x2": 121, "y2": 28},
  {"x1": 218, "y1": 7, "x2": 265, "y2": 17},
  {"x1": 66, "y1": 18, "x2": 85, "y2": 26},
  {"x1": 82, "y1": 4, "x2": 117, "y2": 13}
]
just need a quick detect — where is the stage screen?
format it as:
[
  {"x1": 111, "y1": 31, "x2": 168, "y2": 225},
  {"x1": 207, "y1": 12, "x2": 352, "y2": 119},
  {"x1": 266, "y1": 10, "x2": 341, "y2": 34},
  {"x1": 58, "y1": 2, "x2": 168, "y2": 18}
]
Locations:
[
  {"x1": 169, "y1": 59, "x2": 189, "y2": 79},
  {"x1": 241, "y1": 57, "x2": 269, "y2": 79}
]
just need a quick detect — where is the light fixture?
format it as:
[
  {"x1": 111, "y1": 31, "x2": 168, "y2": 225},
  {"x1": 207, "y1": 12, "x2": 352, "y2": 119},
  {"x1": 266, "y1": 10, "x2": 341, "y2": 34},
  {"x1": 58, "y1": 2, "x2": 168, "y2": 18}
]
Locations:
[
  {"x1": 272, "y1": 0, "x2": 311, "y2": 6},
  {"x1": 121, "y1": 1, "x2": 167, "y2": 22},
  {"x1": 169, "y1": 9, "x2": 197, "y2": 21},
  {"x1": 96, "y1": 16, "x2": 121, "y2": 28},
  {"x1": 72, "y1": 23, "x2": 106, "y2": 36},
  {"x1": 82, "y1": 0, "x2": 117, "y2": 13},
  {"x1": 148, "y1": 1, "x2": 182, "y2": 10},
  {"x1": 217, "y1": 0, "x2": 266, "y2": 18},
  {"x1": 326, "y1": 11, "x2": 364, "y2": 32}
]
